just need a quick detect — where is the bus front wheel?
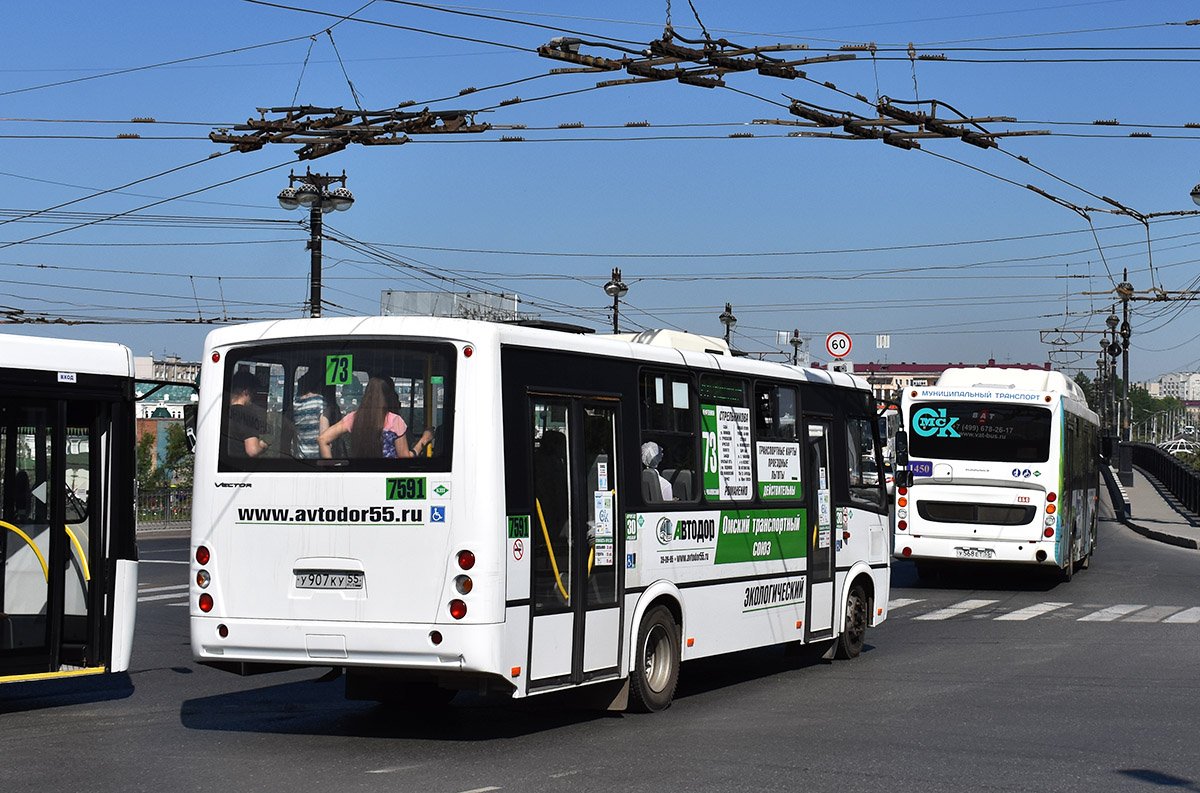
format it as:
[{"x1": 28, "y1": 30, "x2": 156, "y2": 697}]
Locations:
[
  {"x1": 835, "y1": 582, "x2": 868, "y2": 659},
  {"x1": 629, "y1": 605, "x2": 680, "y2": 712}
]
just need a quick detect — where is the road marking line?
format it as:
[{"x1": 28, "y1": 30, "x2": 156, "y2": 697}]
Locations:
[
  {"x1": 1163, "y1": 607, "x2": 1200, "y2": 624},
  {"x1": 366, "y1": 765, "x2": 424, "y2": 775},
  {"x1": 166, "y1": 602, "x2": 188, "y2": 607},
  {"x1": 1123, "y1": 606, "x2": 1185, "y2": 623},
  {"x1": 888, "y1": 598, "x2": 924, "y2": 610},
  {"x1": 140, "y1": 560, "x2": 189, "y2": 565},
  {"x1": 457, "y1": 788, "x2": 501, "y2": 793},
  {"x1": 1078, "y1": 604, "x2": 1146, "y2": 622},
  {"x1": 995, "y1": 602, "x2": 1071, "y2": 621},
  {"x1": 138, "y1": 584, "x2": 189, "y2": 593},
  {"x1": 914, "y1": 599, "x2": 999, "y2": 621}
]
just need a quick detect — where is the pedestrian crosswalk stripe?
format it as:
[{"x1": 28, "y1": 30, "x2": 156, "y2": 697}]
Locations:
[
  {"x1": 1122, "y1": 606, "x2": 1185, "y2": 623},
  {"x1": 1163, "y1": 607, "x2": 1200, "y2": 624},
  {"x1": 994, "y1": 602, "x2": 1070, "y2": 621},
  {"x1": 913, "y1": 599, "x2": 999, "y2": 621},
  {"x1": 888, "y1": 598, "x2": 925, "y2": 610},
  {"x1": 1077, "y1": 604, "x2": 1146, "y2": 622}
]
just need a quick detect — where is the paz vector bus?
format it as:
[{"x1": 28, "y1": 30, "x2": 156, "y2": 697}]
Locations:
[{"x1": 189, "y1": 317, "x2": 892, "y2": 711}]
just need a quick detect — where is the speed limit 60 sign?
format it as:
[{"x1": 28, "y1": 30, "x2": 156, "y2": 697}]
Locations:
[{"x1": 826, "y1": 332, "x2": 852, "y2": 359}]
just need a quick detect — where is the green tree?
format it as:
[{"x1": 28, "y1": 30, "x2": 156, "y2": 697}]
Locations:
[
  {"x1": 1072, "y1": 371, "x2": 1095, "y2": 408},
  {"x1": 136, "y1": 431, "x2": 166, "y2": 491},
  {"x1": 161, "y1": 422, "x2": 193, "y2": 488}
]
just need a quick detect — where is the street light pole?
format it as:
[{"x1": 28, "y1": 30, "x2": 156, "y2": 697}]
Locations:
[
  {"x1": 1117, "y1": 273, "x2": 1134, "y2": 485},
  {"x1": 789, "y1": 328, "x2": 803, "y2": 365},
  {"x1": 603, "y1": 267, "x2": 628, "y2": 334},
  {"x1": 278, "y1": 169, "x2": 354, "y2": 318},
  {"x1": 719, "y1": 303, "x2": 737, "y2": 346}
]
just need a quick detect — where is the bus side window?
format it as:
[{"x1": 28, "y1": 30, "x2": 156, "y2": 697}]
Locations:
[
  {"x1": 640, "y1": 371, "x2": 697, "y2": 503},
  {"x1": 845, "y1": 416, "x2": 886, "y2": 512}
]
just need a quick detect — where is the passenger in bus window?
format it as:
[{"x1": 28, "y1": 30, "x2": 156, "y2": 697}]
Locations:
[
  {"x1": 318, "y1": 376, "x2": 430, "y2": 459},
  {"x1": 227, "y1": 370, "x2": 270, "y2": 457},
  {"x1": 641, "y1": 441, "x2": 674, "y2": 501},
  {"x1": 293, "y1": 368, "x2": 330, "y2": 459}
]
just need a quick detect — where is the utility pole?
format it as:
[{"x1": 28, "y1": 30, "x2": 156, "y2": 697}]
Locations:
[{"x1": 277, "y1": 170, "x2": 354, "y2": 318}]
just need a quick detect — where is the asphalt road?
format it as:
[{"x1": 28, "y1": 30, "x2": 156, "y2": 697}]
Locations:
[{"x1": 3, "y1": 502, "x2": 1199, "y2": 793}]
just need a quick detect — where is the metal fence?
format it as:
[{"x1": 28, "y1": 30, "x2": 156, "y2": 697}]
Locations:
[
  {"x1": 1128, "y1": 442, "x2": 1200, "y2": 516},
  {"x1": 137, "y1": 487, "x2": 191, "y2": 532}
]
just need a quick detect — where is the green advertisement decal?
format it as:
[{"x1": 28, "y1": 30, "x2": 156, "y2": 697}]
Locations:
[{"x1": 713, "y1": 508, "x2": 808, "y2": 564}]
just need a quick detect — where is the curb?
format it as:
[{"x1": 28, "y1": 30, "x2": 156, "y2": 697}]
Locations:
[{"x1": 1100, "y1": 462, "x2": 1199, "y2": 550}]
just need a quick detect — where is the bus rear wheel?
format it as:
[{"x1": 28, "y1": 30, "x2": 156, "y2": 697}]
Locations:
[
  {"x1": 835, "y1": 582, "x2": 868, "y2": 659},
  {"x1": 629, "y1": 606, "x2": 680, "y2": 712}
]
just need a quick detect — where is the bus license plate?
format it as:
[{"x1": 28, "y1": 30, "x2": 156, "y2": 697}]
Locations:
[
  {"x1": 295, "y1": 571, "x2": 364, "y2": 590},
  {"x1": 954, "y1": 547, "x2": 995, "y2": 560}
]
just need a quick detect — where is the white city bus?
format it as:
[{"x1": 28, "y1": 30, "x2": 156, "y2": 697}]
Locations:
[
  {"x1": 1, "y1": 334, "x2": 138, "y2": 684},
  {"x1": 893, "y1": 367, "x2": 1099, "y2": 580},
  {"x1": 190, "y1": 317, "x2": 891, "y2": 711}
]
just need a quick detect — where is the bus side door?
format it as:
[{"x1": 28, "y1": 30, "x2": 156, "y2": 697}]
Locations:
[
  {"x1": 527, "y1": 395, "x2": 622, "y2": 689},
  {"x1": 805, "y1": 419, "x2": 835, "y2": 638},
  {"x1": 0, "y1": 398, "x2": 106, "y2": 679}
]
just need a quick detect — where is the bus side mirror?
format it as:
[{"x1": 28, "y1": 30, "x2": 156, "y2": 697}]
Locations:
[
  {"x1": 894, "y1": 469, "x2": 914, "y2": 489},
  {"x1": 183, "y1": 404, "x2": 197, "y2": 453},
  {"x1": 894, "y1": 428, "x2": 909, "y2": 467}
]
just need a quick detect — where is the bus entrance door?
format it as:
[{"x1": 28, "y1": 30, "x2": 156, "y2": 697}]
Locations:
[
  {"x1": 805, "y1": 419, "x2": 835, "y2": 638},
  {"x1": 528, "y1": 396, "x2": 622, "y2": 690},
  {"x1": 0, "y1": 399, "x2": 102, "y2": 681}
]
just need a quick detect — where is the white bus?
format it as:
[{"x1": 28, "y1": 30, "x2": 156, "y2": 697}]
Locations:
[
  {"x1": 893, "y1": 367, "x2": 1099, "y2": 580},
  {"x1": 1, "y1": 334, "x2": 139, "y2": 684},
  {"x1": 190, "y1": 317, "x2": 891, "y2": 711}
]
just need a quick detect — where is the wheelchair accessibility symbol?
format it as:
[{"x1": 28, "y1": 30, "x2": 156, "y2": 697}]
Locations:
[{"x1": 431, "y1": 506, "x2": 446, "y2": 522}]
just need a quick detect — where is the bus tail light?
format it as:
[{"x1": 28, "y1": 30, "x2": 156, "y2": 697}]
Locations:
[
  {"x1": 1047, "y1": 492, "x2": 1057, "y2": 503},
  {"x1": 897, "y1": 520, "x2": 907, "y2": 531},
  {"x1": 901, "y1": 546, "x2": 912, "y2": 557},
  {"x1": 898, "y1": 487, "x2": 908, "y2": 496},
  {"x1": 897, "y1": 497, "x2": 908, "y2": 507},
  {"x1": 449, "y1": 599, "x2": 467, "y2": 620},
  {"x1": 196, "y1": 569, "x2": 211, "y2": 589},
  {"x1": 196, "y1": 545, "x2": 210, "y2": 565},
  {"x1": 1044, "y1": 527, "x2": 1054, "y2": 538},
  {"x1": 457, "y1": 550, "x2": 475, "y2": 570},
  {"x1": 454, "y1": 575, "x2": 473, "y2": 595},
  {"x1": 1046, "y1": 504, "x2": 1056, "y2": 514},
  {"x1": 199, "y1": 593, "x2": 214, "y2": 613}
]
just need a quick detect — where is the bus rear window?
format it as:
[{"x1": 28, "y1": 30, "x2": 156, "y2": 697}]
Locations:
[
  {"x1": 908, "y1": 402, "x2": 1051, "y2": 464},
  {"x1": 219, "y1": 341, "x2": 455, "y2": 472}
]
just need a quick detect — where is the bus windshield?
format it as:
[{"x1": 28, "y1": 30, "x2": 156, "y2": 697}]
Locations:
[
  {"x1": 908, "y1": 401, "x2": 1052, "y2": 464},
  {"x1": 219, "y1": 340, "x2": 455, "y2": 472}
]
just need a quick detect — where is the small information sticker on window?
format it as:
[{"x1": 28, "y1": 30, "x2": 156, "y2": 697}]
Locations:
[
  {"x1": 326, "y1": 354, "x2": 352, "y2": 385},
  {"x1": 57, "y1": 372, "x2": 77, "y2": 384}
]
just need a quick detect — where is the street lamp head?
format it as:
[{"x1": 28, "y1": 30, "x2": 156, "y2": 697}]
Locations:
[
  {"x1": 295, "y1": 182, "x2": 320, "y2": 207},
  {"x1": 789, "y1": 329, "x2": 802, "y2": 350},
  {"x1": 1107, "y1": 340, "x2": 1122, "y2": 357},
  {"x1": 277, "y1": 187, "x2": 300, "y2": 211},
  {"x1": 328, "y1": 186, "x2": 355, "y2": 211},
  {"x1": 603, "y1": 266, "x2": 628, "y2": 299},
  {"x1": 719, "y1": 302, "x2": 737, "y2": 330},
  {"x1": 1192, "y1": 183, "x2": 1200, "y2": 208},
  {"x1": 1105, "y1": 312, "x2": 1119, "y2": 330},
  {"x1": 319, "y1": 192, "x2": 337, "y2": 213}
]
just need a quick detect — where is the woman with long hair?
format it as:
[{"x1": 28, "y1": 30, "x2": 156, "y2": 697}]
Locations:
[{"x1": 318, "y1": 376, "x2": 430, "y2": 459}]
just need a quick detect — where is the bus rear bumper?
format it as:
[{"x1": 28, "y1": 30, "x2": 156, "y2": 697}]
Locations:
[
  {"x1": 893, "y1": 536, "x2": 1059, "y2": 566},
  {"x1": 190, "y1": 616, "x2": 506, "y2": 677}
]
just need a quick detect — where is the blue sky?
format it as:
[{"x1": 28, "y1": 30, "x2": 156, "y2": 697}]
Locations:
[{"x1": 3, "y1": 0, "x2": 1199, "y2": 381}]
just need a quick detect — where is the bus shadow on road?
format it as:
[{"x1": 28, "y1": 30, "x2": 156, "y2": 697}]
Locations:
[
  {"x1": 0, "y1": 672, "x2": 134, "y2": 715},
  {"x1": 179, "y1": 673, "x2": 623, "y2": 739},
  {"x1": 892, "y1": 559, "x2": 1068, "y2": 593}
]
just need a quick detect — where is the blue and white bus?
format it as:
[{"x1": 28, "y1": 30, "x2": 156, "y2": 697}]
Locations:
[{"x1": 894, "y1": 367, "x2": 1099, "y2": 580}]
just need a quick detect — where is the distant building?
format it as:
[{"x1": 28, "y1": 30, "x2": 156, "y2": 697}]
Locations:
[
  {"x1": 133, "y1": 353, "x2": 200, "y2": 384},
  {"x1": 814, "y1": 358, "x2": 1051, "y2": 402},
  {"x1": 133, "y1": 353, "x2": 200, "y2": 480},
  {"x1": 1156, "y1": 371, "x2": 1200, "y2": 401}
]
